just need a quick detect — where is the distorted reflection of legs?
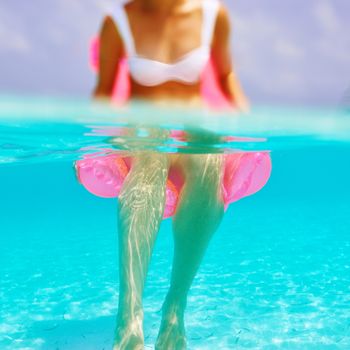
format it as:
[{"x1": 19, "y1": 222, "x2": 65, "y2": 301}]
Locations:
[
  {"x1": 114, "y1": 152, "x2": 169, "y2": 350},
  {"x1": 156, "y1": 154, "x2": 224, "y2": 350}
]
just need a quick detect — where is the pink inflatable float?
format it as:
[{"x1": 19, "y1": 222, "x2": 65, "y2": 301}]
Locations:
[{"x1": 75, "y1": 37, "x2": 272, "y2": 218}]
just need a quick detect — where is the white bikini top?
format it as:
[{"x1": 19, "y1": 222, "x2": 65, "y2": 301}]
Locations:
[{"x1": 112, "y1": 0, "x2": 220, "y2": 86}]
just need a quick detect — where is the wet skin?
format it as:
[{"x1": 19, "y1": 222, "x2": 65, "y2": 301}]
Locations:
[{"x1": 93, "y1": 0, "x2": 249, "y2": 348}]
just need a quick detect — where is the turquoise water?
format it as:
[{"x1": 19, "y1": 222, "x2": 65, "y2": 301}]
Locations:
[{"x1": 0, "y1": 98, "x2": 350, "y2": 349}]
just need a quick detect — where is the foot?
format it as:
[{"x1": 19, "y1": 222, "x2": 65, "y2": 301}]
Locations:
[
  {"x1": 155, "y1": 300, "x2": 187, "y2": 350},
  {"x1": 113, "y1": 313, "x2": 144, "y2": 350},
  {"x1": 155, "y1": 317, "x2": 186, "y2": 350}
]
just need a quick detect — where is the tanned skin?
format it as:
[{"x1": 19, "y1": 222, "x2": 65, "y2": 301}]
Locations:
[
  {"x1": 94, "y1": 0, "x2": 249, "y2": 111},
  {"x1": 92, "y1": 1, "x2": 249, "y2": 349}
]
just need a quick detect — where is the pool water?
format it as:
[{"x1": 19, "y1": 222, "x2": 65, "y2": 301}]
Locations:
[{"x1": 0, "y1": 99, "x2": 349, "y2": 349}]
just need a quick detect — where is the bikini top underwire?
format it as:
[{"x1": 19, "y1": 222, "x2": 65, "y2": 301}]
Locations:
[{"x1": 112, "y1": 0, "x2": 220, "y2": 86}]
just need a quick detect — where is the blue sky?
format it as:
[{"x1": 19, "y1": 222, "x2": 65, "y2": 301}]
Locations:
[{"x1": 0, "y1": 0, "x2": 349, "y2": 106}]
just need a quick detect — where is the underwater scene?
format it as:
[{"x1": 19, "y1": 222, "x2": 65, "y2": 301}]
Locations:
[{"x1": 0, "y1": 98, "x2": 349, "y2": 349}]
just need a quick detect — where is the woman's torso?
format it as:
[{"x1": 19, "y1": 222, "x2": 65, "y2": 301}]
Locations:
[{"x1": 112, "y1": 0, "x2": 219, "y2": 104}]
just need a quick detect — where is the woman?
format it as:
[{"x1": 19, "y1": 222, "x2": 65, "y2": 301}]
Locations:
[{"x1": 94, "y1": 0, "x2": 249, "y2": 348}]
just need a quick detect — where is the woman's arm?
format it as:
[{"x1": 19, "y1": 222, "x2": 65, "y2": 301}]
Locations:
[
  {"x1": 211, "y1": 6, "x2": 250, "y2": 112},
  {"x1": 93, "y1": 16, "x2": 123, "y2": 99}
]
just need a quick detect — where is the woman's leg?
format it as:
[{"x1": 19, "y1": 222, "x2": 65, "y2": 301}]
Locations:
[
  {"x1": 114, "y1": 152, "x2": 169, "y2": 350},
  {"x1": 156, "y1": 154, "x2": 224, "y2": 350}
]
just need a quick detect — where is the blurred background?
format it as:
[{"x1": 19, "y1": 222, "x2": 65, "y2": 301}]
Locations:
[{"x1": 0, "y1": 0, "x2": 349, "y2": 107}]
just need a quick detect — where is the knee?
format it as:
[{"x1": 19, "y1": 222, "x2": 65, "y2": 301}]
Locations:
[
  {"x1": 119, "y1": 153, "x2": 170, "y2": 204},
  {"x1": 174, "y1": 154, "x2": 225, "y2": 213},
  {"x1": 129, "y1": 153, "x2": 169, "y2": 184},
  {"x1": 133, "y1": 152, "x2": 169, "y2": 170},
  {"x1": 185, "y1": 154, "x2": 223, "y2": 188},
  {"x1": 173, "y1": 156, "x2": 225, "y2": 228}
]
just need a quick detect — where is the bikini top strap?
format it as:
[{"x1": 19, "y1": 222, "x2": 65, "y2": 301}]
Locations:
[
  {"x1": 112, "y1": 0, "x2": 136, "y2": 55},
  {"x1": 201, "y1": 0, "x2": 220, "y2": 47}
]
